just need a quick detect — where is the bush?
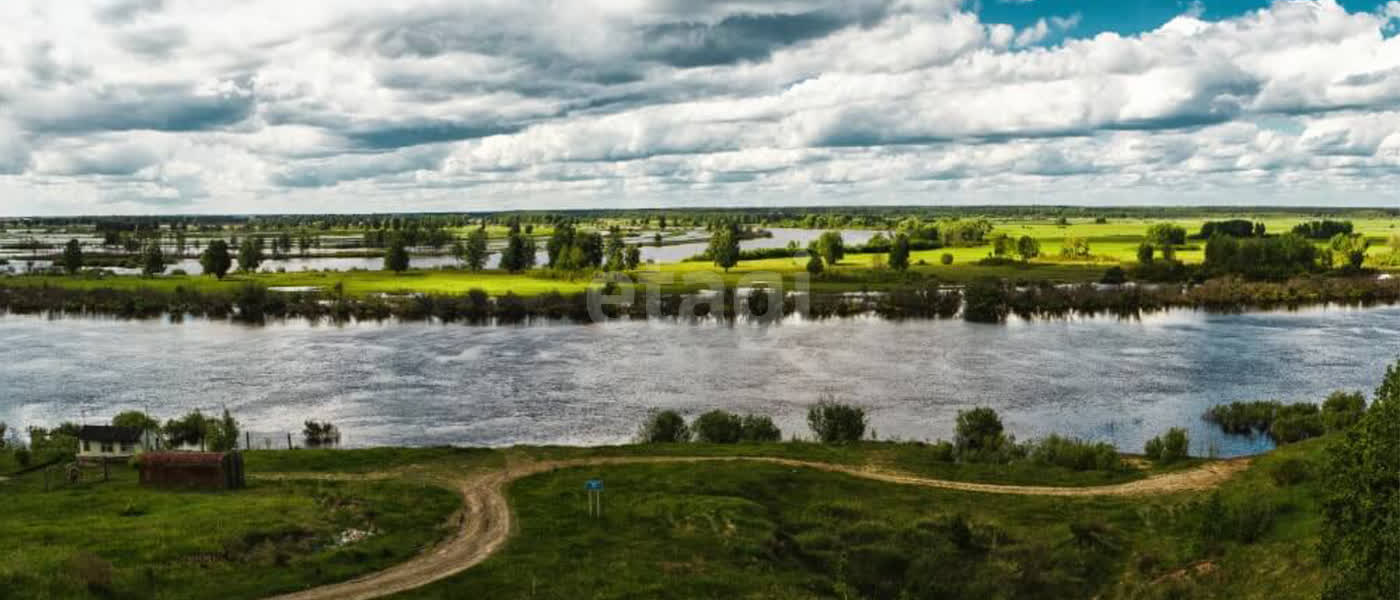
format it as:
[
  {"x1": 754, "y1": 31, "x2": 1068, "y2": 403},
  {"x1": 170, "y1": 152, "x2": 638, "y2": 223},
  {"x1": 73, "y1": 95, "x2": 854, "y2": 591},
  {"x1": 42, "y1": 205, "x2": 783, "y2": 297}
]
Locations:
[
  {"x1": 1144, "y1": 437, "x2": 1163, "y2": 461},
  {"x1": 1145, "y1": 428, "x2": 1189, "y2": 463},
  {"x1": 962, "y1": 277, "x2": 1009, "y2": 323},
  {"x1": 1100, "y1": 266, "x2": 1127, "y2": 285},
  {"x1": 1030, "y1": 435, "x2": 1122, "y2": 471},
  {"x1": 1321, "y1": 391, "x2": 1366, "y2": 431},
  {"x1": 928, "y1": 440, "x2": 956, "y2": 462},
  {"x1": 1195, "y1": 492, "x2": 1276, "y2": 546},
  {"x1": 1269, "y1": 413, "x2": 1324, "y2": 444},
  {"x1": 739, "y1": 414, "x2": 782, "y2": 442},
  {"x1": 692, "y1": 410, "x2": 744, "y2": 443},
  {"x1": 1322, "y1": 360, "x2": 1400, "y2": 599},
  {"x1": 807, "y1": 397, "x2": 866, "y2": 443},
  {"x1": 638, "y1": 410, "x2": 690, "y2": 443},
  {"x1": 940, "y1": 253, "x2": 954, "y2": 265},
  {"x1": 1269, "y1": 458, "x2": 1312, "y2": 487},
  {"x1": 955, "y1": 407, "x2": 1006, "y2": 454}
]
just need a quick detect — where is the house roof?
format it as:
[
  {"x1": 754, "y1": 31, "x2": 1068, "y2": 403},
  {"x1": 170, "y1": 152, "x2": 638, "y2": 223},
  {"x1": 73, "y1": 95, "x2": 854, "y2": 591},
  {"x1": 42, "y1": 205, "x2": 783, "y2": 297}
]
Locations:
[
  {"x1": 79, "y1": 425, "x2": 143, "y2": 443},
  {"x1": 138, "y1": 452, "x2": 227, "y2": 467}
]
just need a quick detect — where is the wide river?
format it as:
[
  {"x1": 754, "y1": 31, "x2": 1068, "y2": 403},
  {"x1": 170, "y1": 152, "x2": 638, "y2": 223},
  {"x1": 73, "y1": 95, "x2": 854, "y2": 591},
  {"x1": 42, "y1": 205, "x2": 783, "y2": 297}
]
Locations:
[{"x1": 2, "y1": 305, "x2": 1397, "y2": 457}]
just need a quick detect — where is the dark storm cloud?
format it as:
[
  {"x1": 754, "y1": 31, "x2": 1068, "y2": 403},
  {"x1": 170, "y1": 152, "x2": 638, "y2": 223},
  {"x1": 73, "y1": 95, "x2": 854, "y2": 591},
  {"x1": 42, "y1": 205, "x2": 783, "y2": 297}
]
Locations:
[
  {"x1": 22, "y1": 87, "x2": 254, "y2": 134},
  {"x1": 639, "y1": 11, "x2": 850, "y2": 67},
  {"x1": 270, "y1": 146, "x2": 452, "y2": 188},
  {"x1": 343, "y1": 121, "x2": 526, "y2": 150}
]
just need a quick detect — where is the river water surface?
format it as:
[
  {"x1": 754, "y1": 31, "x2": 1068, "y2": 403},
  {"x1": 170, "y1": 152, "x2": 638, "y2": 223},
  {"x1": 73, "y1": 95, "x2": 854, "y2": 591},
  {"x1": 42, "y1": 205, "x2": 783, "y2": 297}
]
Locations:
[{"x1": 2, "y1": 305, "x2": 1397, "y2": 457}]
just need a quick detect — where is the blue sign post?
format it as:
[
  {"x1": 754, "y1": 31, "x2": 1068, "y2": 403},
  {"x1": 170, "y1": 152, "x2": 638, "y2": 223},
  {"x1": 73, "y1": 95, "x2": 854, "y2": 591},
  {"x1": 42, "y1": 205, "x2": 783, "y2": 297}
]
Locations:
[{"x1": 585, "y1": 479, "x2": 604, "y2": 517}]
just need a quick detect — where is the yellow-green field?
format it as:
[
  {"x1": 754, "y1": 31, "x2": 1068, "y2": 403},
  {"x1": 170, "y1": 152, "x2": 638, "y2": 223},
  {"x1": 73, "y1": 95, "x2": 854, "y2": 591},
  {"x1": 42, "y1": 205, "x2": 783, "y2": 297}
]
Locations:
[{"x1": 4, "y1": 217, "x2": 1397, "y2": 297}]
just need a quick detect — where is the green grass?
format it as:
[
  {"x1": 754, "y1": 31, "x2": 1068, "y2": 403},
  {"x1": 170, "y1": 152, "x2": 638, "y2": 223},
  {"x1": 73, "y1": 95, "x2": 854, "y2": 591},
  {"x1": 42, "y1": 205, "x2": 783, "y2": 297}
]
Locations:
[
  {"x1": 243, "y1": 446, "x2": 500, "y2": 474},
  {"x1": 394, "y1": 461, "x2": 1149, "y2": 599},
  {"x1": 0, "y1": 463, "x2": 459, "y2": 600},
  {"x1": 0, "y1": 437, "x2": 1340, "y2": 599},
  {"x1": 396, "y1": 440, "x2": 1333, "y2": 599}
]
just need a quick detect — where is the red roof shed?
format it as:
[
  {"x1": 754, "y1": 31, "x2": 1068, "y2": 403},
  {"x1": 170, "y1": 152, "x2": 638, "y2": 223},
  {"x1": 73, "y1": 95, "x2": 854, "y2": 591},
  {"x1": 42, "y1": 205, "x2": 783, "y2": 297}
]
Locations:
[{"x1": 137, "y1": 452, "x2": 245, "y2": 490}]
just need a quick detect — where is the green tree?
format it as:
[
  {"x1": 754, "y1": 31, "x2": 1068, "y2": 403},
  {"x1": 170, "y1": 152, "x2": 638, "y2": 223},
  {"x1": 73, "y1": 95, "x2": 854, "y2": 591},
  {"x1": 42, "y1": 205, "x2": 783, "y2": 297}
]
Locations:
[
  {"x1": 463, "y1": 228, "x2": 488, "y2": 271},
  {"x1": 990, "y1": 233, "x2": 1016, "y2": 257},
  {"x1": 206, "y1": 409, "x2": 239, "y2": 451},
  {"x1": 1144, "y1": 428, "x2": 1189, "y2": 463},
  {"x1": 955, "y1": 407, "x2": 1006, "y2": 454},
  {"x1": 500, "y1": 231, "x2": 536, "y2": 273},
  {"x1": 1321, "y1": 361, "x2": 1399, "y2": 600},
  {"x1": 624, "y1": 245, "x2": 641, "y2": 270},
  {"x1": 1322, "y1": 391, "x2": 1367, "y2": 431},
  {"x1": 806, "y1": 254, "x2": 824, "y2": 276},
  {"x1": 450, "y1": 240, "x2": 467, "y2": 266},
  {"x1": 1060, "y1": 237, "x2": 1090, "y2": 259},
  {"x1": 141, "y1": 241, "x2": 165, "y2": 276},
  {"x1": 807, "y1": 396, "x2": 866, "y2": 443},
  {"x1": 1145, "y1": 223, "x2": 1186, "y2": 247},
  {"x1": 639, "y1": 410, "x2": 690, "y2": 443},
  {"x1": 238, "y1": 237, "x2": 264, "y2": 273},
  {"x1": 164, "y1": 411, "x2": 209, "y2": 449},
  {"x1": 816, "y1": 231, "x2": 845, "y2": 266},
  {"x1": 1329, "y1": 233, "x2": 1370, "y2": 270},
  {"x1": 709, "y1": 223, "x2": 740, "y2": 272},
  {"x1": 200, "y1": 239, "x2": 232, "y2": 279},
  {"x1": 546, "y1": 223, "x2": 577, "y2": 267},
  {"x1": 604, "y1": 230, "x2": 626, "y2": 271},
  {"x1": 112, "y1": 411, "x2": 159, "y2": 432},
  {"x1": 693, "y1": 410, "x2": 744, "y2": 443},
  {"x1": 62, "y1": 238, "x2": 84, "y2": 274},
  {"x1": 739, "y1": 415, "x2": 781, "y2": 442},
  {"x1": 384, "y1": 236, "x2": 411, "y2": 273},
  {"x1": 889, "y1": 233, "x2": 911, "y2": 271},
  {"x1": 962, "y1": 277, "x2": 1008, "y2": 323},
  {"x1": 1015, "y1": 235, "x2": 1040, "y2": 262},
  {"x1": 1136, "y1": 242, "x2": 1154, "y2": 264}
]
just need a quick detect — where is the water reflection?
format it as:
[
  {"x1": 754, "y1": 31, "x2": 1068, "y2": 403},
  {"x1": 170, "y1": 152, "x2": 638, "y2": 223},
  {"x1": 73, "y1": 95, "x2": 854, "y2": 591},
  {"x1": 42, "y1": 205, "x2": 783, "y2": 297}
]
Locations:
[{"x1": 2, "y1": 305, "x2": 1396, "y2": 456}]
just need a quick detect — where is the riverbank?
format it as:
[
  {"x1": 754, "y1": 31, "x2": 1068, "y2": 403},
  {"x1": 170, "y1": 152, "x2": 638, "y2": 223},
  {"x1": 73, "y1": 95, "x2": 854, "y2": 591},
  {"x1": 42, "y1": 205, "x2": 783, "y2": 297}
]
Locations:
[{"x1": 1, "y1": 270, "x2": 1395, "y2": 323}]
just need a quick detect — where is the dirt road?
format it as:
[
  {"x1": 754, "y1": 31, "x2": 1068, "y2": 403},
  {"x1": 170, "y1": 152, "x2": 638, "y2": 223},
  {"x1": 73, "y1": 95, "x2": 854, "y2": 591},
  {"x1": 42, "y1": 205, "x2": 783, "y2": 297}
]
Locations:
[{"x1": 263, "y1": 455, "x2": 1252, "y2": 600}]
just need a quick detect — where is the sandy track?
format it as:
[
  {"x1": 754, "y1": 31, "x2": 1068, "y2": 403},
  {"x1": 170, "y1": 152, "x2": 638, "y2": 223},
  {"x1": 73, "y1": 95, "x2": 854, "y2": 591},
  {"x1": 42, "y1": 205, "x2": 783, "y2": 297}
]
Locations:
[{"x1": 262, "y1": 455, "x2": 1252, "y2": 600}]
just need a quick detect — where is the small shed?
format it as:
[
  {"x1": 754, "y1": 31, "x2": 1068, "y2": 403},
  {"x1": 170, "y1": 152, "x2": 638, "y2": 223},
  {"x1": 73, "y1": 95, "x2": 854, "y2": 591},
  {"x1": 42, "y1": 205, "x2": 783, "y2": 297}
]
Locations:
[{"x1": 137, "y1": 452, "x2": 245, "y2": 490}]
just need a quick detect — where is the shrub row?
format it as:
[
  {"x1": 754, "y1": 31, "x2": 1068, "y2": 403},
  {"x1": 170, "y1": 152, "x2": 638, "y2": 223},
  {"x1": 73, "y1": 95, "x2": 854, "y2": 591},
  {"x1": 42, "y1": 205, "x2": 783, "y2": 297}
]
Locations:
[
  {"x1": 1204, "y1": 391, "x2": 1366, "y2": 444},
  {"x1": 637, "y1": 410, "x2": 782, "y2": 444},
  {"x1": 1, "y1": 274, "x2": 1395, "y2": 325}
]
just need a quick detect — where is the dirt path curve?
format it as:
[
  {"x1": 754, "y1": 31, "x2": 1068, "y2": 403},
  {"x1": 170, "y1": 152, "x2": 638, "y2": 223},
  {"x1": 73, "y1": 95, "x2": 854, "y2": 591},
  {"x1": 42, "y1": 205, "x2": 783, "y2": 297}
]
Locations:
[{"x1": 263, "y1": 455, "x2": 1252, "y2": 600}]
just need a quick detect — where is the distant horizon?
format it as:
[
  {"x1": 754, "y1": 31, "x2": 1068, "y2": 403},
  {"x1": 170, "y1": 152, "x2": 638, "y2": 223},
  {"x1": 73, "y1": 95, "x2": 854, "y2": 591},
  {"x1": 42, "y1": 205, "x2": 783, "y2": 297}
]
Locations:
[{"x1": 4, "y1": 203, "x2": 1398, "y2": 220}]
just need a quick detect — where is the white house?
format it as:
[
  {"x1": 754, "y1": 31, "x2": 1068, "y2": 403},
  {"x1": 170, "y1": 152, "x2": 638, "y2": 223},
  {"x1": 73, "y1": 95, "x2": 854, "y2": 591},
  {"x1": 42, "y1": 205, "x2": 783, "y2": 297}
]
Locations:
[{"x1": 77, "y1": 425, "x2": 150, "y2": 462}]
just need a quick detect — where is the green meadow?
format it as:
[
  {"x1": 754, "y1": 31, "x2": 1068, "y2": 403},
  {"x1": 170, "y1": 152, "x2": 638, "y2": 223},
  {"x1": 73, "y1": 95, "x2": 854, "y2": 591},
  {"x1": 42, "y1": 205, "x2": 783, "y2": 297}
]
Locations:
[
  {"x1": 395, "y1": 440, "x2": 1331, "y2": 600},
  {"x1": 2, "y1": 215, "x2": 1397, "y2": 299},
  {"x1": 0, "y1": 463, "x2": 459, "y2": 599},
  {"x1": 0, "y1": 436, "x2": 1339, "y2": 600}
]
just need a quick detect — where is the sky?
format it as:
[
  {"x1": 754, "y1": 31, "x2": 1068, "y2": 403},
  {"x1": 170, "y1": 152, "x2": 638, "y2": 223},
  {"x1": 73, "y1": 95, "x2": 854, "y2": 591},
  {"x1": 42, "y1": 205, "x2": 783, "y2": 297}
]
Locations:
[{"x1": 1, "y1": 1, "x2": 1400, "y2": 215}]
